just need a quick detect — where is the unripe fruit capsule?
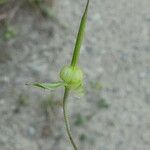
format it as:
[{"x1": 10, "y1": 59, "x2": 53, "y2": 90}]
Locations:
[{"x1": 60, "y1": 66, "x2": 83, "y2": 89}]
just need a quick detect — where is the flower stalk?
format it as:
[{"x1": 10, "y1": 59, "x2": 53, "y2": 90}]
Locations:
[
  {"x1": 30, "y1": 0, "x2": 90, "y2": 149},
  {"x1": 63, "y1": 88, "x2": 77, "y2": 150}
]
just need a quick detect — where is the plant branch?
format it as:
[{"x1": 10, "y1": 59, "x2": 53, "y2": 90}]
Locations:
[{"x1": 63, "y1": 87, "x2": 78, "y2": 150}]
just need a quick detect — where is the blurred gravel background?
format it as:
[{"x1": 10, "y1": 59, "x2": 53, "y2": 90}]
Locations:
[{"x1": 0, "y1": 0, "x2": 150, "y2": 150}]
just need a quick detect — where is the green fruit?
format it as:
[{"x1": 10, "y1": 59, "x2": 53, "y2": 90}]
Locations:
[{"x1": 60, "y1": 66, "x2": 83, "y2": 89}]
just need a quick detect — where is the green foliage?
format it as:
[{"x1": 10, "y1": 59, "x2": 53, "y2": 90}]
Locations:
[
  {"x1": 32, "y1": 82, "x2": 65, "y2": 90},
  {"x1": 30, "y1": 0, "x2": 90, "y2": 92},
  {"x1": 28, "y1": 0, "x2": 53, "y2": 18},
  {"x1": 4, "y1": 25, "x2": 17, "y2": 40},
  {"x1": 28, "y1": 0, "x2": 42, "y2": 5},
  {"x1": 28, "y1": 0, "x2": 90, "y2": 149},
  {"x1": 0, "y1": 0, "x2": 8, "y2": 5},
  {"x1": 17, "y1": 94, "x2": 28, "y2": 106},
  {"x1": 71, "y1": 0, "x2": 89, "y2": 67},
  {"x1": 74, "y1": 114, "x2": 86, "y2": 126},
  {"x1": 79, "y1": 133, "x2": 87, "y2": 142},
  {"x1": 39, "y1": 4, "x2": 53, "y2": 18},
  {"x1": 97, "y1": 98, "x2": 109, "y2": 109}
]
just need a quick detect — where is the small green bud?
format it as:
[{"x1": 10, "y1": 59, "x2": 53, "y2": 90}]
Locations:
[{"x1": 60, "y1": 66, "x2": 83, "y2": 89}]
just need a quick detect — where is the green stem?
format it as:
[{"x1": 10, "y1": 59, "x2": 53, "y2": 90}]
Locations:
[
  {"x1": 71, "y1": 0, "x2": 90, "y2": 67},
  {"x1": 63, "y1": 88, "x2": 78, "y2": 150}
]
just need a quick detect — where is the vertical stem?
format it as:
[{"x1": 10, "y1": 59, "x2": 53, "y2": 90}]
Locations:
[
  {"x1": 63, "y1": 88, "x2": 78, "y2": 150},
  {"x1": 71, "y1": 0, "x2": 90, "y2": 67}
]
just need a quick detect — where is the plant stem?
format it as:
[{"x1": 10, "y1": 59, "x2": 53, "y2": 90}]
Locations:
[
  {"x1": 71, "y1": 0, "x2": 90, "y2": 67},
  {"x1": 63, "y1": 88, "x2": 78, "y2": 150}
]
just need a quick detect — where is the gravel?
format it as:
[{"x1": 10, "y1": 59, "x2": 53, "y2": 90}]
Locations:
[{"x1": 0, "y1": 0, "x2": 150, "y2": 149}]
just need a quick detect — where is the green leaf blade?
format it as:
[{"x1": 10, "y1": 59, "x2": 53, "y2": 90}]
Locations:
[
  {"x1": 28, "y1": 81, "x2": 65, "y2": 90},
  {"x1": 71, "y1": 0, "x2": 90, "y2": 67}
]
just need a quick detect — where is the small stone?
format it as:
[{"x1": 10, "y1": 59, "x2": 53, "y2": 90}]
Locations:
[{"x1": 27, "y1": 126, "x2": 36, "y2": 137}]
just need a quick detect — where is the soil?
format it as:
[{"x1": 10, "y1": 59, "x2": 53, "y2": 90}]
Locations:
[{"x1": 0, "y1": 0, "x2": 150, "y2": 150}]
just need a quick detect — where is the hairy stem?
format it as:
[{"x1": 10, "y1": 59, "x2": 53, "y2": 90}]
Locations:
[{"x1": 63, "y1": 88, "x2": 78, "y2": 150}]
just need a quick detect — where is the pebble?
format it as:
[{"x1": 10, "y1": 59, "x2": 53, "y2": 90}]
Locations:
[{"x1": 27, "y1": 126, "x2": 36, "y2": 137}]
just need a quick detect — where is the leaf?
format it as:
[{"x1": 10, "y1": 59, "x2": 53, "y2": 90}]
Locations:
[
  {"x1": 27, "y1": 81, "x2": 65, "y2": 90},
  {"x1": 0, "y1": 0, "x2": 8, "y2": 5},
  {"x1": 71, "y1": 0, "x2": 90, "y2": 67},
  {"x1": 4, "y1": 25, "x2": 17, "y2": 40},
  {"x1": 72, "y1": 84, "x2": 85, "y2": 98}
]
